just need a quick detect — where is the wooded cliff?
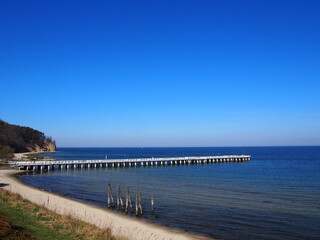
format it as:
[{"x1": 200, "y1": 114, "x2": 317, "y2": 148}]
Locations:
[{"x1": 0, "y1": 120, "x2": 56, "y2": 154}]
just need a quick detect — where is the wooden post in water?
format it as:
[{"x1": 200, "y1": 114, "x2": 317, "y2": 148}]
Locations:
[
  {"x1": 151, "y1": 194, "x2": 154, "y2": 213},
  {"x1": 125, "y1": 186, "x2": 129, "y2": 212},
  {"x1": 135, "y1": 187, "x2": 139, "y2": 215},
  {"x1": 125, "y1": 186, "x2": 132, "y2": 213},
  {"x1": 107, "y1": 183, "x2": 114, "y2": 208},
  {"x1": 117, "y1": 184, "x2": 123, "y2": 210},
  {"x1": 138, "y1": 191, "x2": 143, "y2": 215}
]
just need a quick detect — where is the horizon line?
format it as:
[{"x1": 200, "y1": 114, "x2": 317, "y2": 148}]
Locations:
[{"x1": 55, "y1": 145, "x2": 320, "y2": 148}]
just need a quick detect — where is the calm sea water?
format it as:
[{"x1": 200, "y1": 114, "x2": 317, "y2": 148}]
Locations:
[{"x1": 20, "y1": 147, "x2": 320, "y2": 239}]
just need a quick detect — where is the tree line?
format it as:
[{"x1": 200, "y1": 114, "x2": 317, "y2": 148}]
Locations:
[{"x1": 0, "y1": 119, "x2": 56, "y2": 159}]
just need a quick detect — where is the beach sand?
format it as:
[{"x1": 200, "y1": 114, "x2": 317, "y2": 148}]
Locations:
[
  {"x1": 14, "y1": 151, "x2": 56, "y2": 160},
  {"x1": 0, "y1": 169, "x2": 211, "y2": 240}
]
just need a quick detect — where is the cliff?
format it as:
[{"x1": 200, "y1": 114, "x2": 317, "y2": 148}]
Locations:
[
  {"x1": 25, "y1": 141, "x2": 56, "y2": 153},
  {"x1": 0, "y1": 120, "x2": 56, "y2": 154}
]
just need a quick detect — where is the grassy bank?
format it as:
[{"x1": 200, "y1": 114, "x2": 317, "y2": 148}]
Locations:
[{"x1": 0, "y1": 189, "x2": 125, "y2": 240}]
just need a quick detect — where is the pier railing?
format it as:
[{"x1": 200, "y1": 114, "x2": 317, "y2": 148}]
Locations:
[{"x1": 9, "y1": 155, "x2": 251, "y2": 171}]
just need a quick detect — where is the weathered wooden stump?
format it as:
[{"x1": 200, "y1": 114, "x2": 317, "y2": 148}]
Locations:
[
  {"x1": 151, "y1": 194, "x2": 154, "y2": 213},
  {"x1": 107, "y1": 183, "x2": 114, "y2": 208},
  {"x1": 117, "y1": 184, "x2": 123, "y2": 210}
]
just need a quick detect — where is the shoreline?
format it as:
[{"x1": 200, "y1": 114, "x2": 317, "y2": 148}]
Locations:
[
  {"x1": 14, "y1": 151, "x2": 57, "y2": 160},
  {"x1": 0, "y1": 169, "x2": 211, "y2": 240}
]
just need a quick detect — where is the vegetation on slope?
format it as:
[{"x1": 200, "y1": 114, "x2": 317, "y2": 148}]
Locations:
[
  {"x1": 0, "y1": 189, "x2": 125, "y2": 240},
  {"x1": 0, "y1": 120, "x2": 56, "y2": 159},
  {"x1": 0, "y1": 145, "x2": 14, "y2": 161}
]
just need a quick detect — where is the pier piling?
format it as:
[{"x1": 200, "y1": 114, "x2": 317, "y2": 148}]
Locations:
[
  {"x1": 125, "y1": 186, "x2": 132, "y2": 212},
  {"x1": 138, "y1": 191, "x2": 143, "y2": 215},
  {"x1": 117, "y1": 184, "x2": 123, "y2": 209},
  {"x1": 135, "y1": 187, "x2": 139, "y2": 215},
  {"x1": 107, "y1": 183, "x2": 114, "y2": 208},
  {"x1": 151, "y1": 194, "x2": 154, "y2": 213},
  {"x1": 135, "y1": 187, "x2": 143, "y2": 215}
]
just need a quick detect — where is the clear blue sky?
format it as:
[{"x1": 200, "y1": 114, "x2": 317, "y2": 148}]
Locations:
[{"x1": 1, "y1": 0, "x2": 319, "y2": 147}]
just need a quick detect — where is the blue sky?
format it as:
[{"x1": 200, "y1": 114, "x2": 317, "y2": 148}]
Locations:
[{"x1": 1, "y1": 0, "x2": 319, "y2": 147}]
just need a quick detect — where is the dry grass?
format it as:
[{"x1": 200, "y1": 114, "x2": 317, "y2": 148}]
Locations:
[{"x1": 0, "y1": 189, "x2": 128, "y2": 240}]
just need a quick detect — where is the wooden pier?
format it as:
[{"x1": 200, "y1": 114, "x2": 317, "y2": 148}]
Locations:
[{"x1": 10, "y1": 155, "x2": 251, "y2": 171}]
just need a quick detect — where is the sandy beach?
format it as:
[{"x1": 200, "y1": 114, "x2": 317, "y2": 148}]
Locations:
[
  {"x1": 14, "y1": 151, "x2": 57, "y2": 160},
  {"x1": 0, "y1": 169, "x2": 210, "y2": 240}
]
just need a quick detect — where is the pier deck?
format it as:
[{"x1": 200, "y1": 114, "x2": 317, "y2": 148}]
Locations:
[{"x1": 10, "y1": 155, "x2": 251, "y2": 171}]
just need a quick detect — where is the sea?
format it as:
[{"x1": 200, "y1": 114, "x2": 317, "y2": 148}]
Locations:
[{"x1": 19, "y1": 147, "x2": 320, "y2": 240}]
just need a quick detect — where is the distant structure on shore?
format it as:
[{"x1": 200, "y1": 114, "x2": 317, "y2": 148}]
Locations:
[{"x1": 0, "y1": 120, "x2": 56, "y2": 160}]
